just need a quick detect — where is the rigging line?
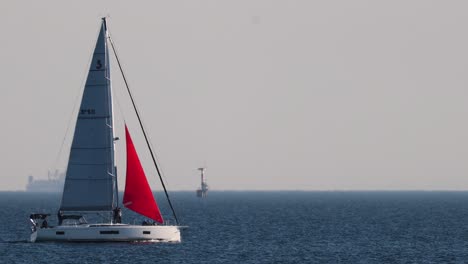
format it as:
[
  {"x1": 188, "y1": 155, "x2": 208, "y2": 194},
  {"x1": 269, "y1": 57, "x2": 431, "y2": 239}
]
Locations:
[
  {"x1": 112, "y1": 75, "x2": 128, "y2": 125},
  {"x1": 107, "y1": 33, "x2": 179, "y2": 225},
  {"x1": 146, "y1": 137, "x2": 171, "y2": 187},
  {"x1": 109, "y1": 53, "x2": 127, "y2": 209},
  {"x1": 52, "y1": 27, "x2": 100, "y2": 173},
  {"x1": 104, "y1": 24, "x2": 120, "y2": 212},
  {"x1": 51, "y1": 90, "x2": 79, "y2": 171}
]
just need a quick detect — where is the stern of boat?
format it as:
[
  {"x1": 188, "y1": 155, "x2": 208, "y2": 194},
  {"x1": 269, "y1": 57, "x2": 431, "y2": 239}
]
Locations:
[{"x1": 30, "y1": 230, "x2": 38, "y2": 243}]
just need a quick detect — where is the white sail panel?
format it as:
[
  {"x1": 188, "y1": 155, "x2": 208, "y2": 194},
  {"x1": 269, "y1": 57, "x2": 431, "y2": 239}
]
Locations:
[{"x1": 60, "y1": 20, "x2": 116, "y2": 211}]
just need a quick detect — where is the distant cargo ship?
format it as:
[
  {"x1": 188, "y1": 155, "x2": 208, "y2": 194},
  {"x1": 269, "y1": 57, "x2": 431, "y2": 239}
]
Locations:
[{"x1": 26, "y1": 170, "x2": 65, "y2": 192}]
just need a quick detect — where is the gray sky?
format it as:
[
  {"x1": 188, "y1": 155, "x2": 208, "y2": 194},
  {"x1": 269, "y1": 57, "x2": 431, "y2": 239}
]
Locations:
[{"x1": 1, "y1": 0, "x2": 468, "y2": 191}]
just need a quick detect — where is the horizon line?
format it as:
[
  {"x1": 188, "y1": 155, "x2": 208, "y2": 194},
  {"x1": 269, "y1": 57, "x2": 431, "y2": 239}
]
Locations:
[{"x1": 4, "y1": 189, "x2": 468, "y2": 193}]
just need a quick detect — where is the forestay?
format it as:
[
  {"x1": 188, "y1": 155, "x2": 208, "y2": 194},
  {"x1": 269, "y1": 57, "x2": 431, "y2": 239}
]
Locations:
[{"x1": 60, "y1": 20, "x2": 116, "y2": 211}]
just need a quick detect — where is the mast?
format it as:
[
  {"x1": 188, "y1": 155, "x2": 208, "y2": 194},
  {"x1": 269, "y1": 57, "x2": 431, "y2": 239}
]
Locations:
[
  {"x1": 102, "y1": 17, "x2": 120, "y2": 212},
  {"x1": 107, "y1": 32, "x2": 179, "y2": 225}
]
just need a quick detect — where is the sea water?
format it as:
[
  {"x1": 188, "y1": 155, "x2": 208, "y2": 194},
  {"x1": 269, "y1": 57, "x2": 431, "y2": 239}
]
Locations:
[{"x1": 1, "y1": 191, "x2": 468, "y2": 263}]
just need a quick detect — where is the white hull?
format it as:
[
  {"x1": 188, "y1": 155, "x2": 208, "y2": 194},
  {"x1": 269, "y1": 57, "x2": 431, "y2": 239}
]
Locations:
[{"x1": 30, "y1": 224, "x2": 181, "y2": 243}]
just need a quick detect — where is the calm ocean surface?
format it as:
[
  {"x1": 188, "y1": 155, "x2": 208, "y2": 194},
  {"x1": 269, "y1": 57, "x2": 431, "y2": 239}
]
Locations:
[{"x1": 2, "y1": 191, "x2": 468, "y2": 263}]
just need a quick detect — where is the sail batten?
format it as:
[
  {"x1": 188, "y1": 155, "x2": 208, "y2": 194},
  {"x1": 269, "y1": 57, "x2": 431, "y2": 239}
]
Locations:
[
  {"x1": 123, "y1": 125, "x2": 164, "y2": 223},
  {"x1": 60, "y1": 20, "x2": 116, "y2": 212}
]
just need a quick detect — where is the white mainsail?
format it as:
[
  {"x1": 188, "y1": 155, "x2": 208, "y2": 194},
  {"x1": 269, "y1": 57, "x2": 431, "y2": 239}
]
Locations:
[{"x1": 60, "y1": 20, "x2": 116, "y2": 211}]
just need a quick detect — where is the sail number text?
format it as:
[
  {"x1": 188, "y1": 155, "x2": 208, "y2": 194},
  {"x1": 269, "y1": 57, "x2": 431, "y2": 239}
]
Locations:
[{"x1": 80, "y1": 109, "x2": 96, "y2": 115}]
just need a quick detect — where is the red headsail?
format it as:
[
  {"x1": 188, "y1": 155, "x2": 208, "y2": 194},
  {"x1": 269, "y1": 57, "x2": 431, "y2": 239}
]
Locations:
[{"x1": 123, "y1": 125, "x2": 164, "y2": 223}]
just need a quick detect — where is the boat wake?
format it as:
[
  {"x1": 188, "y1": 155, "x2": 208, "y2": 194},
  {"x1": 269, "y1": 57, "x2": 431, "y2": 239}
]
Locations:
[{"x1": 1, "y1": 239, "x2": 30, "y2": 244}]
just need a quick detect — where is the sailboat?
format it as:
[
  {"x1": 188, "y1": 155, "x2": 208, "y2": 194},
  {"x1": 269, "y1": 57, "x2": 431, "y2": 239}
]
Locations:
[{"x1": 29, "y1": 18, "x2": 183, "y2": 242}]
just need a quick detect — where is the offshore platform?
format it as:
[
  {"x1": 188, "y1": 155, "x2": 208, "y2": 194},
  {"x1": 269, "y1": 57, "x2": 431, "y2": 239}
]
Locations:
[{"x1": 196, "y1": 167, "x2": 208, "y2": 198}]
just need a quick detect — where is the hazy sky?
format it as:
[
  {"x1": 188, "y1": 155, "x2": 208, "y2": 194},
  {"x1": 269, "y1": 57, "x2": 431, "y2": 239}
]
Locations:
[{"x1": 1, "y1": 1, "x2": 468, "y2": 191}]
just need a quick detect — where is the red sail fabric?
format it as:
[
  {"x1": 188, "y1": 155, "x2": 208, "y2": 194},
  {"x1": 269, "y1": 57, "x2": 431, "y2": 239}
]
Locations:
[{"x1": 123, "y1": 125, "x2": 164, "y2": 223}]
